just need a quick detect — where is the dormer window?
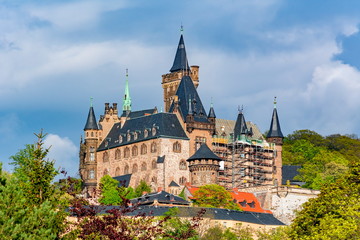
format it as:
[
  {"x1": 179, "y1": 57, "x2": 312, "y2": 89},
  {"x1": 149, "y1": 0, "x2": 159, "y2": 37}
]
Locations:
[
  {"x1": 127, "y1": 133, "x2": 131, "y2": 142},
  {"x1": 119, "y1": 135, "x2": 123, "y2": 143},
  {"x1": 144, "y1": 129, "x2": 148, "y2": 138},
  {"x1": 152, "y1": 127, "x2": 156, "y2": 136},
  {"x1": 134, "y1": 132, "x2": 138, "y2": 140}
]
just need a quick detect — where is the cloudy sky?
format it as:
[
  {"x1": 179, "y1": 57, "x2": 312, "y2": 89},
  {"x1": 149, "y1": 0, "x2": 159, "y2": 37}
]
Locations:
[{"x1": 1, "y1": 0, "x2": 360, "y2": 177}]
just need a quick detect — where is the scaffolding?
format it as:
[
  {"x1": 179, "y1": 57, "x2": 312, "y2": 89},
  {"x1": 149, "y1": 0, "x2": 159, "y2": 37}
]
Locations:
[{"x1": 213, "y1": 134, "x2": 276, "y2": 189}]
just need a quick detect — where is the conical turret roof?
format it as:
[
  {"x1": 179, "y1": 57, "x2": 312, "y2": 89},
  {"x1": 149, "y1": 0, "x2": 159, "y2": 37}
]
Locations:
[
  {"x1": 187, "y1": 143, "x2": 222, "y2": 161},
  {"x1": 234, "y1": 111, "x2": 248, "y2": 141},
  {"x1": 208, "y1": 103, "x2": 216, "y2": 118},
  {"x1": 84, "y1": 106, "x2": 98, "y2": 130},
  {"x1": 170, "y1": 34, "x2": 190, "y2": 73},
  {"x1": 267, "y1": 107, "x2": 283, "y2": 138}
]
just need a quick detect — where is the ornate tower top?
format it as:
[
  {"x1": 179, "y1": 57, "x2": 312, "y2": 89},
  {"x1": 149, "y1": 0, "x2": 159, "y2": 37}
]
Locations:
[
  {"x1": 233, "y1": 107, "x2": 249, "y2": 141},
  {"x1": 170, "y1": 26, "x2": 190, "y2": 73},
  {"x1": 122, "y1": 69, "x2": 132, "y2": 112},
  {"x1": 84, "y1": 98, "x2": 98, "y2": 130},
  {"x1": 208, "y1": 101, "x2": 216, "y2": 118},
  {"x1": 267, "y1": 97, "x2": 284, "y2": 138}
]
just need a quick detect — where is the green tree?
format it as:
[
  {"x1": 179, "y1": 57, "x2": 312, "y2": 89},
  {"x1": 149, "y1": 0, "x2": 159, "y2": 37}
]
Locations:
[
  {"x1": 290, "y1": 162, "x2": 360, "y2": 239},
  {"x1": 134, "y1": 180, "x2": 152, "y2": 197},
  {"x1": 0, "y1": 133, "x2": 66, "y2": 239},
  {"x1": 193, "y1": 184, "x2": 239, "y2": 210},
  {"x1": 10, "y1": 131, "x2": 58, "y2": 206},
  {"x1": 99, "y1": 175, "x2": 122, "y2": 205},
  {"x1": 286, "y1": 129, "x2": 324, "y2": 146}
]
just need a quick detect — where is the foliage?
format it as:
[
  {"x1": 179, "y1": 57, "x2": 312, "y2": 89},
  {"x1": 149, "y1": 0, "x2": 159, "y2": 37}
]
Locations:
[
  {"x1": 200, "y1": 223, "x2": 253, "y2": 240},
  {"x1": 256, "y1": 226, "x2": 291, "y2": 240},
  {"x1": 179, "y1": 187, "x2": 186, "y2": 200},
  {"x1": 10, "y1": 131, "x2": 58, "y2": 206},
  {"x1": 282, "y1": 129, "x2": 357, "y2": 189},
  {"x1": 56, "y1": 176, "x2": 83, "y2": 197},
  {"x1": 193, "y1": 184, "x2": 240, "y2": 210},
  {"x1": 160, "y1": 207, "x2": 204, "y2": 240},
  {"x1": 99, "y1": 175, "x2": 122, "y2": 205},
  {"x1": 0, "y1": 132, "x2": 66, "y2": 239},
  {"x1": 290, "y1": 161, "x2": 360, "y2": 239},
  {"x1": 134, "y1": 180, "x2": 152, "y2": 198}
]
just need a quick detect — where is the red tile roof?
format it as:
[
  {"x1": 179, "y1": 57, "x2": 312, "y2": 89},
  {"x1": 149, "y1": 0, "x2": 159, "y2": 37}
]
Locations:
[{"x1": 185, "y1": 184, "x2": 271, "y2": 214}]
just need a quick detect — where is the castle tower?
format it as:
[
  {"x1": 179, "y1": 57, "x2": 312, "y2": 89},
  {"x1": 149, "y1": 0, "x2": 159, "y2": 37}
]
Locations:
[
  {"x1": 187, "y1": 143, "x2": 221, "y2": 186},
  {"x1": 266, "y1": 97, "x2": 284, "y2": 186},
  {"x1": 80, "y1": 99, "x2": 99, "y2": 197},
  {"x1": 208, "y1": 102, "x2": 216, "y2": 124},
  {"x1": 162, "y1": 27, "x2": 199, "y2": 112}
]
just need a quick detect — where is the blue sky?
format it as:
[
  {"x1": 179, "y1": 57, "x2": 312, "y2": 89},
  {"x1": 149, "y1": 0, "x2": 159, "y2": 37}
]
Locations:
[{"x1": 2, "y1": 0, "x2": 360, "y2": 177}]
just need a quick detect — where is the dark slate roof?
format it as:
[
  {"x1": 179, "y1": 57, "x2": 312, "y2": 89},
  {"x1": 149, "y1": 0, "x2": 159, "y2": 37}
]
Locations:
[
  {"x1": 97, "y1": 113, "x2": 189, "y2": 151},
  {"x1": 169, "y1": 180, "x2": 180, "y2": 187},
  {"x1": 267, "y1": 108, "x2": 284, "y2": 138},
  {"x1": 282, "y1": 165, "x2": 305, "y2": 186},
  {"x1": 208, "y1": 105, "x2": 216, "y2": 118},
  {"x1": 234, "y1": 112, "x2": 248, "y2": 140},
  {"x1": 169, "y1": 76, "x2": 209, "y2": 123},
  {"x1": 157, "y1": 155, "x2": 165, "y2": 163},
  {"x1": 131, "y1": 191, "x2": 189, "y2": 206},
  {"x1": 113, "y1": 174, "x2": 132, "y2": 188},
  {"x1": 79, "y1": 206, "x2": 284, "y2": 226},
  {"x1": 120, "y1": 108, "x2": 157, "y2": 119},
  {"x1": 84, "y1": 106, "x2": 98, "y2": 130},
  {"x1": 170, "y1": 34, "x2": 190, "y2": 73},
  {"x1": 187, "y1": 143, "x2": 222, "y2": 161}
]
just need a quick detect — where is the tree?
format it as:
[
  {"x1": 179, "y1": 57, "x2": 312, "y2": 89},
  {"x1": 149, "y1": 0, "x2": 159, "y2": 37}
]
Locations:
[
  {"x1": 290, "y1": 161, "x2": 360, "y2": 239},
  {"x1": 134, "y1": 180, "x2": 152, "y2": 198},
  {"x1": 99, "y1": 175, "x2": 123, "y2": 205},
  {"x1": 193, "y1": 184, "x2": 239, "y2": 210},
  {"x1": 0, "y1": 133, "x2": 66, "y2": 239},
  {"x1": 10, "y1": 131, "x2": 58, "y2": 206}
]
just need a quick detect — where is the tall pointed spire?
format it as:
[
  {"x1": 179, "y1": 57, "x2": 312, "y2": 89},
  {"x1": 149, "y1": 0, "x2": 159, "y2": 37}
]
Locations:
[
  {"x1": 122, "y1": 69, "x2": 132, "y2": 112},
  {"x1": 170, "y1": 26, "x2": 190, "y2": 73},
  {"x1": 84, "y1": 98, "x2": 98, "y2": 130},
  {"x1": 267, "y1": 97, "x2": 284, "y2": 138},
  {"x1": 233, "y1": 107, "x2": 248, "y2": 141}
]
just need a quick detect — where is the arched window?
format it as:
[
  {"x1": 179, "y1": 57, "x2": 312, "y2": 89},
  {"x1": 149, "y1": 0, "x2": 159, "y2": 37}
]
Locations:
[
  {"x1": 124, "y1": 147, "x2": 130, "y2": 158},
  {"x1": 115, "y1": 149, "x2": 121, "y2": 160},
  {"x1": 89, "y1": 147, "x2": 95, "y2": 161},
  {"x1": 152, "y1": 160, "x2": 157, "y2": 169},
  {"x1": 119, "y1": 135, "x2": 123, "y2": 143},
  {"x1": 179, "y1": 160, "x2": 187, "y2": 170},
  {"x1": 141, "y1": 144, "x2": 147, "y2": 155},
  {"x1": 144, "y1": 129, "x2": 148, "y2": 138},
  {"x1": 127, "y1": 133, "x2": 131, "y2": 142},
  {"x1": 152, "y1": 127, "x2": 157, "y2": 136},
  {"x1": 103, "y1": 152, "x2": 109, "y2": 162},
  {"x1": 103, "y1": 169, "x2": 109, "y2": 176},
  {"x1": 91, "y1": 132, "x2": 94, "y2": 137},
  {"x1": 132, "y1": 164, "x2": 138, "y2": 173},
  {"x1": 151, "y1": 176, "x2": 157, "y2": 184},
  {"x1": 115, "y1": 167, "x2": 121, "y2": 176},
  {"x1": 132, "y1": 146, "x2": 138, "y2": 156},
  {"x1": 173, "y1": 141, "x2": 181, "y2": 153},
  {"x1": 179, "y1": 176, "x2": 187, "y2": 185},
  {"x1": 151, "y1": 142, "x2": 157, "y2": 153},
  {"x1": 89, "y1": 169, "x2": 95, "y2": 179},
  {"x1": 124, "y1": 165, "x2": 129, "y2": 174},
  {"x1": 141, "y1": 162, "x2": 147, "y2": 171}
]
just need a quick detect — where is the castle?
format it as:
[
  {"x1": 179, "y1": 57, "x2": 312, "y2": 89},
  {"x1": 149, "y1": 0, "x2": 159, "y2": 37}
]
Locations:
[{"x1": 79, "y1": 31, "x2": 284, "y2": 196}]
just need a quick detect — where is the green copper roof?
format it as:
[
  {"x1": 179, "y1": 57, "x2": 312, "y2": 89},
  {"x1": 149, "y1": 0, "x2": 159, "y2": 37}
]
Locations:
[{"x1": 122, "y1": 69, "x2": 132, "y2": 112}]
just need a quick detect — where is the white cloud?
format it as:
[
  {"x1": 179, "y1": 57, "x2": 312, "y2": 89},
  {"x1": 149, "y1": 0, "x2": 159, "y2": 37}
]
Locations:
[{"x1": 44, "y1": 134, "x2": 78, "y2": 179}]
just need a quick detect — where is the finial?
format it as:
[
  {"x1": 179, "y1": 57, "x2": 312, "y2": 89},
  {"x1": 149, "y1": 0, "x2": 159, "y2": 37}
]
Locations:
[
  {"x1": 90, "y1": 97, "x2": 93, "y2": 107},
  {"x1": 211, "y1": 97, "x2": 213, "y2": 108},
  {"x1": 180, "y1": 24, "x2": 184, "y2": 35},
  {"x1": 274, "y1": 96, "x2": 277, "y2": 109},
  {"x1": 160, "y1": 107, "x2": 163, "y2": 113},
  {"x1": 238, "y1": 105, "x2": 243, "y2": 113},
  {"x1": 126, "y1": 68, "x2": 128, "y2": 78}
]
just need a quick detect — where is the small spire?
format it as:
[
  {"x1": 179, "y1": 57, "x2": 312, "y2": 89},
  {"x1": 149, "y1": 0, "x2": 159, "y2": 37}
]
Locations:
[
  {"x1": 188, "y1": 96, "x2": 193, "y2": 115},
  {"x1": 84, "y1": 101, "x2": 98, "y2": 131},
  {"x1": 123, "y1": 69, "x2": 132, "y2": 112},
  {"x1": 180, "y1": 24, "x2": 184, "y2": 35},
  {"x1": 160, "y1": 107, "x2": 163, "y2": 113},
  {"x1": 274, "y1": 96, "x2": 277, "y2": 109},
  {"x1": 208, "y1": 98, "x2": 216, "y2": 118},
  {"x1": 90, "y1": 97, "x2": 93, "y2": 107}
]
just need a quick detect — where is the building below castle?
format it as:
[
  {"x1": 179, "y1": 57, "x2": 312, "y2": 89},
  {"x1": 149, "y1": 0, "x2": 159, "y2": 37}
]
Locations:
[{"x1": 79, "y1": 31, "x2": 284, "y2": 196}]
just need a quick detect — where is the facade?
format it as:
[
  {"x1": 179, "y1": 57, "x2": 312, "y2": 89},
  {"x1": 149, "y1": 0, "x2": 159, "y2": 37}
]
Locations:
[{"x1": 79, "y1": 32, "x2": 284, "y2": 196}]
